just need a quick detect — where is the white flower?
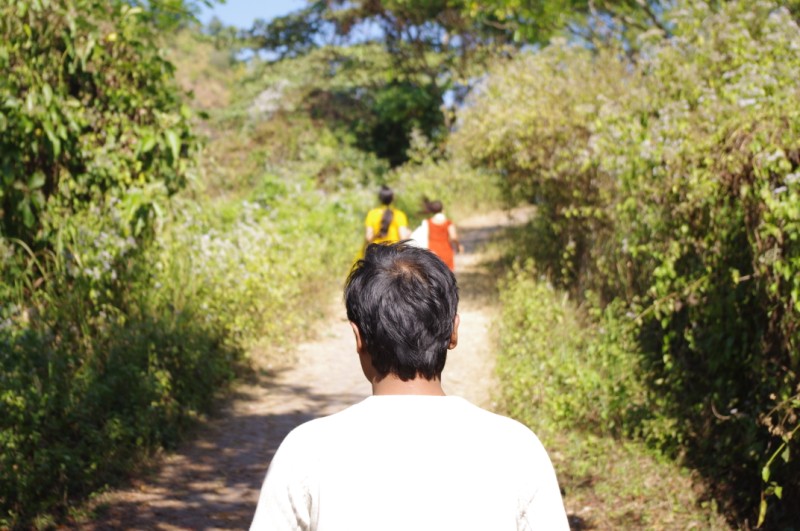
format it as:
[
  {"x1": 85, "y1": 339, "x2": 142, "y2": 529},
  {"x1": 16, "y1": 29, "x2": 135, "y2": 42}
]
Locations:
[{"x1": 765, "y1": 149, "x2": 785, "y2": 163}]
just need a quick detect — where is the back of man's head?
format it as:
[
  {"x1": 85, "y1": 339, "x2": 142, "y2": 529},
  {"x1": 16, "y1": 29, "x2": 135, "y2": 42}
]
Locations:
[{"x1": 345, "y1": 242, "x2": 459, "y2": 381}]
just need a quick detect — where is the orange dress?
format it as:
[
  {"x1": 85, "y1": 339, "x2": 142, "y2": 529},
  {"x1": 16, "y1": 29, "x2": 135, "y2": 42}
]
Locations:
[{"x1": 427, "y1": 217, "x2": 454, "y2": 271}]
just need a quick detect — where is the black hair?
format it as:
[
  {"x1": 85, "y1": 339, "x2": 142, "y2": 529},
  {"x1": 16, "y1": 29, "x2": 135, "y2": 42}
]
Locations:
[
  {"x1": 378, "y1": 185, "x2": 394, "y2": 238},
  {"x1": 345, "y1": 242, "x2": 459, "y2": 381},
  {"x1": 425, "y1": 199, "x2": 443, "y2": 214}
]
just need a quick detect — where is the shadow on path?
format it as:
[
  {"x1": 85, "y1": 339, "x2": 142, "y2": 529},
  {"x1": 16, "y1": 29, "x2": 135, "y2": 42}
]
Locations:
[
  {"x1": 82, "y1": 313, "x2": 368, "y2": 530},
  {"x1": 80, "y1": 207, "x2": 535, "y2": 530}
]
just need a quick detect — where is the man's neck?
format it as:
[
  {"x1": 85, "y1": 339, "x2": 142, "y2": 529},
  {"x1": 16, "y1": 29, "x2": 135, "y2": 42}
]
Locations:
[{"x1": 371, "y1": 373, "x2": 446, "y2": 396}]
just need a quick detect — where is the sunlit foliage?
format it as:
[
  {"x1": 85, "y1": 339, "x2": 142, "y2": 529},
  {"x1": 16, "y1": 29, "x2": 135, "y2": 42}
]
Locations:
[{"x1": 469, "y1": 1, "x2": 800, "y2": 526}]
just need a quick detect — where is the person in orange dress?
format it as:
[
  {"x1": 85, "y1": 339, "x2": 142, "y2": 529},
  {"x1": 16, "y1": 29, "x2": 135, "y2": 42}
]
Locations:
[{"x1": 425, "y1": 200, "x2": 463, "y2": 271}]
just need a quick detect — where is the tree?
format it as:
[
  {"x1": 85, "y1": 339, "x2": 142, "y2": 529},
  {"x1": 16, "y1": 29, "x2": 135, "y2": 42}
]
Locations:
[
  {"x1": 0, "y1": 0, "x2": 196, "y2": 246},
  {"x1": 463, "y1": 0, "x2": 669, "y2": 42},
  {"x1": 245, "y1": 0, "x2": 675, "y2": 165},
  {"x1": 246, "y1": 2, "x2": 327, "y2": 60},
  {"x1": 123, "y1": 0, "x2": 220, "y2": 29},
  {"x1": 245, "y1": 1, "x2": 489, "y2": 164}
]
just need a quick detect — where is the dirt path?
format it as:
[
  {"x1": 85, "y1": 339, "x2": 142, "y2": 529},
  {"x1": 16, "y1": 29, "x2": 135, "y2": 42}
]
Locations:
[{"x1": 80, "y1": 209, "x2": 529, "y2": 531}]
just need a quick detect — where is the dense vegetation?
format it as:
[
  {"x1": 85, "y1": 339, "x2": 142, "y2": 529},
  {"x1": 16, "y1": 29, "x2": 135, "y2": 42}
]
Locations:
[
  {"x1": 0, "y1": 1, "x2": 499, "y2": 526},
  {"x1": 460, "y1": 1, "x2": 800, "y2": 527},
  {"x1": 2, "y1": 0, "x2": 799, "y2": 528},
  {"x1": 1, "y1": 0, "x2": 370, "y2": 526}
]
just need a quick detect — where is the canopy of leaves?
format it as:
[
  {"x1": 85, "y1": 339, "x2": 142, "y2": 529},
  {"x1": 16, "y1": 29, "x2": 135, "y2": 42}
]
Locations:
[
  {"x1": 0, "y1": 0, "x2": 196, "y2": 246},
  {"x1": 242, "y1": 1, "x2": 506, "y2": 165},
  {"x1": 123, "y1": 0, "x2": 217, "y2": 29},
  {"x1": 241, "y1": 0, "x2": 678, "y2": 165}
]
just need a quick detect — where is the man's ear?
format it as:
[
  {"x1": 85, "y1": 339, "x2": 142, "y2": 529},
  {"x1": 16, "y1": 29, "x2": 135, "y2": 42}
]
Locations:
[
  {"x1": 448, "y1": 314, "x2": 460, "y2": 350},
  {"x1": 351, "y1": 321, "x2": 378, "y2": 383},
  {"x1": 350, "y1": 321, "x2": 365, "y2": 355}
]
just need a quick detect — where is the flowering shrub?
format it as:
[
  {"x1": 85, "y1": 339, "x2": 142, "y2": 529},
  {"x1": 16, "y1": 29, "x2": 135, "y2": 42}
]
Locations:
[
  {"x1": 0, "y1": 178, "x2": 362, "y2": 527},
  {"x1": 154, "y1": 181, "x2": 362, "y2": 352},
  {"x1": 460, "y1": 1, "x2": 800, "y2": 526},
  {"x1": 496, "y1": 262, "x2": 649, "y2": 436},
  {"x1": 0, "y1": 2, "x2": 365, "y2": 526}
]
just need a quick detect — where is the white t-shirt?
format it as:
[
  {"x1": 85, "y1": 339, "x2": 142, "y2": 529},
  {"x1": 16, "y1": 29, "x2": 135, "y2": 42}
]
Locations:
[{"x1": 251, "y1": 395, "x2": 569, "y2": 531}]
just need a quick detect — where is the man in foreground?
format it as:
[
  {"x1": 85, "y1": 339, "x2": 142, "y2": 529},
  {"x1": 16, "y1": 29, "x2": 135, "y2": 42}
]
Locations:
[{"x1": 251, "y1": 242, "x2": 569, "y2": 531}]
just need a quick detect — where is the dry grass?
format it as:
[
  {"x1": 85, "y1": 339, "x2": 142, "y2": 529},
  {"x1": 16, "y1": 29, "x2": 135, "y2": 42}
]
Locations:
[
  {"x1": 543, "y1": 431, "x2": 731, "y2": 530},
  {"x1": 165, "y1": 31, "x2": 236, "y2": 111}
]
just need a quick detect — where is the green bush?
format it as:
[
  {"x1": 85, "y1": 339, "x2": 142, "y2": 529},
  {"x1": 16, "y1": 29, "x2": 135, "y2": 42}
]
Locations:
[
  {"x1": 0, "y1": 193, "x2": 240, "y2": 526},
  {"x1": 387, "y1": 131, "x2": 504, "y2": 227},
  {"x1": 1, "y1": 1, "x2": 202, "y2": 523},
  {"x1": 496, "y1": 262, "x2": 649, "y2": 437},
  {"x1": 156, "y1": 180, "x2": 366, "y2": 352},
  {"x1": 463, "y1": 0, "x2": 800, "y2": 526},
  {"x1": 0, "y1": 1, "x2": 372, "y2": 526},
  {"x1": 0, "y1": 0, "x2": 195, "y2": 246},
  {"x1": 0, "y1": 179, "x2": 365, "y2": 527}
]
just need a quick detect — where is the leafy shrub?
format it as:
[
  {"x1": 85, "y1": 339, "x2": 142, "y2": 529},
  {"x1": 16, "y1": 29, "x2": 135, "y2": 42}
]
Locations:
[
  {"x1": 0, "y1": 0, "x2": 195, "y2": 245},
  {"x1": 0, "y1": 1, "x2": 372, "y2": 526},
  {"x1": 496, "y1": 262, "x2": 649, "y2": 437},
  {"x1": 0, "y1": 191, "x2": 240, "y2": 526},
  {"x1": 464, "y1": 1, "x2": 800, "y2": 526},
  {"x1": 157, "y1": 178, "x2": 366, "y2": 352},
  {"x1": 2, "y1": 1, "x2": 202, "y2": 522},
  {"x1": 387, "y1": 131, "x2": 504, "y2": 226},
  {"x1": 0, "y1": 176, "x2": 364, "y2": 527},
  {"x1": 454, "y1": 41, "x2": 631, "y2": 292}
]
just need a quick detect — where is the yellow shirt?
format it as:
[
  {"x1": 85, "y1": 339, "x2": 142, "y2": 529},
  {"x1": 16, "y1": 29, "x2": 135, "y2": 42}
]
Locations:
[{"x1": 365, "y1": 207, "x2": 408, "y2": 244}]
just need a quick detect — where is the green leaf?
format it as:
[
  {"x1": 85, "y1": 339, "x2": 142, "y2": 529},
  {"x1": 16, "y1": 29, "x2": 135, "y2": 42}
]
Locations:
[
  {"x1": 29, "y1": 172, "x2": 45, "y2": 190},
  {"x1": 165, "y1": 129, "x2": 180, "y2": 161},
  {"x1": 757, "y1": 498, "x2": 767, "y2": 527},
  {"x1": 122, "y1": 5, "x2": 143, "y2": 18},
  {"x1": 20, "y1": 201, "x2": 34, "y2": 228},
  {"x1": 42, "y1": 83, "x2": 53, "y2": 106},
  {"x1": 31, "y1": 190, "x2": 45, "y2": 208},
  {"x1": 43, "y1": 123, "x2": 61, "y2": 157},
  {"x1": 761, "y1": 465, "x2": 770, "y2": 482},
  {"x1": 140, "y1": 133, "x2": 157, "y2": 153}
]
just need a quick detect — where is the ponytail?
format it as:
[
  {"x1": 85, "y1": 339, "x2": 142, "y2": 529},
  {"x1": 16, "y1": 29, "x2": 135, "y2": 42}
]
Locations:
[{"x1": 378, "y1": 207, "x2": 394, "y2": 239}]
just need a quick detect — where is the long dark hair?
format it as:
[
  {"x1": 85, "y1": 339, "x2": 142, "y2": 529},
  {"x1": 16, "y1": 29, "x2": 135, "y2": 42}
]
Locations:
[{"x1": 378, "y1": 185, "x2": 394, "y2": 238}]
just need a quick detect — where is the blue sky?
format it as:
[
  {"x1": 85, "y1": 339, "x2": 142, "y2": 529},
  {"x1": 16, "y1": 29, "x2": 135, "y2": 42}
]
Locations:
[{"x1": 198, "y1": 0, "x2": 309, "y2": 28}]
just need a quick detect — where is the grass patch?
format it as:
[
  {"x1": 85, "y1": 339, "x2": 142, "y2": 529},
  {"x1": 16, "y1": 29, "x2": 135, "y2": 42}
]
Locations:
[
  {"x1": 545, "y1": 431, "x2": 729, "y2": 530},
  {"x1": 493, "y1": 249, "x2": 730, "y2": 529}
]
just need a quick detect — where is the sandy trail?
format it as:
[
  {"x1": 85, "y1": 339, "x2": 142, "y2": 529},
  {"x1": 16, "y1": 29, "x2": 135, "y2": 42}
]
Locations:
[{"x1": 80, "y1": 209, "x2": 529, "y2": 531}]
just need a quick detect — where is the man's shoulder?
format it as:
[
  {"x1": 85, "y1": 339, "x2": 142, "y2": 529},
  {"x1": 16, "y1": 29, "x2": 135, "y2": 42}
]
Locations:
[
  {"x1": 380, "y1": 395, "x2": 541, "y2": 446},
  {"x1": 280, "y1": 400, "x2": 369, "y2": 444},
  {"x1": 281, "y1": 397, "x2": 540, "y2": 449},
  {"x1": 454, "y1": 399, "x2": 540, "y2": 440}
]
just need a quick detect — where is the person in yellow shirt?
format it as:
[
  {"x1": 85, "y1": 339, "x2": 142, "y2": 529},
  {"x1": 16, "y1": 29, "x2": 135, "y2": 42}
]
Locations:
[{"x1": 364, "y1": 185, "x2": 410, "y2": 245}]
